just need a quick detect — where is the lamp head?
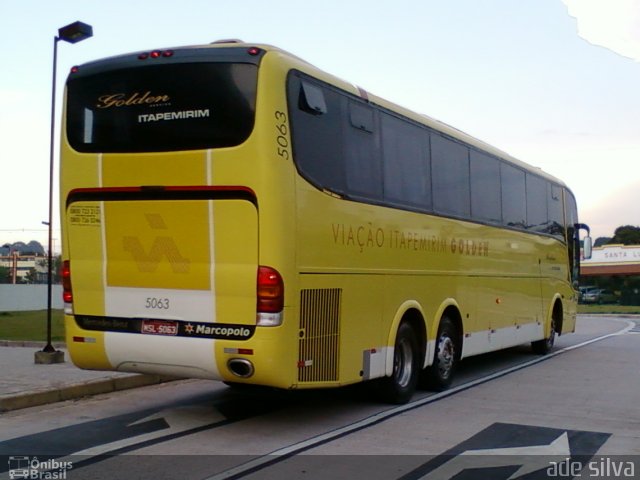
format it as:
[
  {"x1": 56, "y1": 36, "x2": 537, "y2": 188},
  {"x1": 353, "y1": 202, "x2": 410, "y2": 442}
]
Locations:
[{"x1": 58, "y1": 21, "x2": 93, "y2": 44}]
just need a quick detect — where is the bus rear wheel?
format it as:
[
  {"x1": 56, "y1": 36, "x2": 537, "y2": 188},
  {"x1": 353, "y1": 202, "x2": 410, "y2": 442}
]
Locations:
[
  {"x1": 378, "y1": 322, "x2": 419, "y2": 404},
  {"x1": 421, "y1": 316, "x2": 457, "y2": 391}
]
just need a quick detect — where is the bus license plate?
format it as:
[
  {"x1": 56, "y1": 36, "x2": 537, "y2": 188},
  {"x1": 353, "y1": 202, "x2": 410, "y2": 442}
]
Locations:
[{"x1": 141, "y1": 319, "x2": 178, "y2": 336}]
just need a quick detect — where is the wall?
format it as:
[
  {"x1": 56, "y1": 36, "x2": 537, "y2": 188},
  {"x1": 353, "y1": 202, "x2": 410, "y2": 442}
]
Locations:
[{"x1": 0, "y1": 285, "x2": 63, "y2": 312}]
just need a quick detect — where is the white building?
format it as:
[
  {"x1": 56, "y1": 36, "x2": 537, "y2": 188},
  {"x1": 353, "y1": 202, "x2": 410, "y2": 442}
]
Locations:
[{"x1": 0, "y1": 253, "x2": 47, "y2": 283}]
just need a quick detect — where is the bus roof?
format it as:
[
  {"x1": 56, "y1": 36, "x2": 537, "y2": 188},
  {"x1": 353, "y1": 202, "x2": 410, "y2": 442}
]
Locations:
[
  {"x1": 76, "y1": 40, "x2": 567, "y2": 188},
  {"x1": 243, "y1": 42, "x2": 567, "y2": 189}
]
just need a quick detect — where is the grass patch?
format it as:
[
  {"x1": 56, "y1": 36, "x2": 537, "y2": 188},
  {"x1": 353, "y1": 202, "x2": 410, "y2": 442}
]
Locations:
[
  {"x1": 0, "y1": 310, "x2": 65, "y2": 342},
  {"x1": 577, "y1": 304, "x2": 640, "y2": 315}
]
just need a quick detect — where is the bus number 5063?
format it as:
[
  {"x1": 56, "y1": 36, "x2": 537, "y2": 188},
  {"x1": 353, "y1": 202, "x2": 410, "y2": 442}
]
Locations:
[
  {"x1": 275, "y1": 111, "x2": 290, "y2": 160},
  {"x1": 146, "y1": 297, "x2": 170, "y2": 309}
]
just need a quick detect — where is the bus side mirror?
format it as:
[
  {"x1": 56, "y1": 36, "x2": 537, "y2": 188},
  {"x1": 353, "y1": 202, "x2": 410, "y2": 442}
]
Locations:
[
  {"x1": 575, "y1": 223, "x2": 592, "y2": 260},
  {"x1": 583, "y1": 235, "x2": 592, "y2": 260}
]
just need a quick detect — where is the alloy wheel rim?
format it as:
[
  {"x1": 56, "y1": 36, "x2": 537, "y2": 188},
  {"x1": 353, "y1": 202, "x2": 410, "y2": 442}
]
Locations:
[
  {"x1": 395, "y1": 337, "x2": 413, "y2": 388},
  {"x1": 547, "y1": 319, "x2": 556, "y2": 349},
  {"x1": 437, "y1": 335, "x2": 455, "y2": 378}
]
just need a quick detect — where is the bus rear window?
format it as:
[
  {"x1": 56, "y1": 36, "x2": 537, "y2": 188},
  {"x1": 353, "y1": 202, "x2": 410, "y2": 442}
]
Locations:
[{"x1": 66, "y1": 62, "x2": 258, "y2": 153}]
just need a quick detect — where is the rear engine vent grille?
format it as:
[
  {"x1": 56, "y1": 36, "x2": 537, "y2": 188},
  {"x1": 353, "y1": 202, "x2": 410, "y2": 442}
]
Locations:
[{"x1": 298, "y1": 288, "x2": 341, "y2": 382}]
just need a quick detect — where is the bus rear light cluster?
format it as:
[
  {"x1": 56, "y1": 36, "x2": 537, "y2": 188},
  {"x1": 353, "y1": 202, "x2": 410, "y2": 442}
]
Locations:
[
  {"x1": 256, "y1": 265, "x2": 284, "y2": 326},
  {"x1": 138, "y1": 50, "x2": 174, "y2": 60},
  {"x1": 62, "y1": 260, "x2": 73, "y2": 314}
]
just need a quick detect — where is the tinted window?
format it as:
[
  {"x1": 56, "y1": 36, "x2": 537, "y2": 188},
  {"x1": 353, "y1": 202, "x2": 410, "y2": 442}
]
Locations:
[
  {"x1": 526, "y1": 174, "x2": 548, "y2": 233},
  {"x1": 548, "y1": 184, "x2": 565, "y2": 239},
  {"x1": 349, "y1": 102, "x2": 374, "y2": 132},
  {"x1": 287, "y1": 71, "x2": 571, "y2": 239},
  {"x1": 470, "y1": 151, "x2": 501, "y2": 223},
  {"x1": 431, "y1": 135, "x2": 470, "y2": 217},
  {"x1": 381, "y1": 113, "x2": 431, "y2": 209},
  {"x1": 288, "y1": 76, "x2": 346, "y2": 193},
  {"x1": 565, "y1": 189, "x2": 578, "y2": 232},
  {"x1": 501, "y1": 163, "x2": 526, "y2": 228},
  {"x1": 66, "y1": 63, "x2": 258, "y2": 152},
  {"x1": 300, "y1": 81, "x2": 328, "y2": 114},
  {"x1": 565, "y1": 190, "x2": 579, "y2": 281},
  {"x1": 344, "y1": 102, "x2": 382, "y2": 198}
]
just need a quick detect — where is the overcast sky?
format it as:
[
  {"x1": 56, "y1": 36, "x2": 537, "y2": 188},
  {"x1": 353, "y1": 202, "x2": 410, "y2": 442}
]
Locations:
[{"x1": 1, "y1": 0, "x2": 639, "y2": 248}]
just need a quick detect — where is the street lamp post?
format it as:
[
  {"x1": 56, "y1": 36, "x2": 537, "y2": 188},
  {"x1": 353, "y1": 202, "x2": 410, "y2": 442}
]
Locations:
[{"x1": 36, "y1": 21, "x2": 93, "y2": 365}]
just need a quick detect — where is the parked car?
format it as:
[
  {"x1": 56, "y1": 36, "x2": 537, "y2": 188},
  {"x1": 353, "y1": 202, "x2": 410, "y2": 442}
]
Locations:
[
  {"x1": 583, "y1": 288, "x2": 618, "y2": 304},
  {"x1": 579, "y1": 286, "x2": 598, "y2": 303}
]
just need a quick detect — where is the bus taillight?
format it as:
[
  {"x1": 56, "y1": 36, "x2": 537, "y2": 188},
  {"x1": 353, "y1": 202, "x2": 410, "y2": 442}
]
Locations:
[
  {"x1": 257, "y1": 266, "x2": 284, "y2": 326},
  {"x1": 62, "y1": 260, "x2": 73, "y2": 314}
]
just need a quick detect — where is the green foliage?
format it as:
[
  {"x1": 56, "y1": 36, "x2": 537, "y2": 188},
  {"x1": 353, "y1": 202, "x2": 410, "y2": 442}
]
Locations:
[
  {"x1": 594, "y1": 237, "x2": 612, "y2": 247},
  {"x1": 609, "y1": 225, "x2": 640, "y2": 245},
  {"x1": 578, "y1": 304, "x2": 640, "y2": 314},
  {"x1": 0, "y1": 266, "x2": 10, "y2": 284}
]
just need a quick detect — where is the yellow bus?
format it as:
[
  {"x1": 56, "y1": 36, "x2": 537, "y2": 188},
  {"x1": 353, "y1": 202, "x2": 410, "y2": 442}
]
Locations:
[{"x1": 60, "y1": 40, "x2": 591, "y2": 403}]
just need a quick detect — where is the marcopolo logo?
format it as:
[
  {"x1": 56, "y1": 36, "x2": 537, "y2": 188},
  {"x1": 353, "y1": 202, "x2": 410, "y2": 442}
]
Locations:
[
  {"x1": 183, "y1": 322, "x2": 254, "y2": 340},
  {"x1": 8, "y1": 456, "x2": 73, "y2": 479}
]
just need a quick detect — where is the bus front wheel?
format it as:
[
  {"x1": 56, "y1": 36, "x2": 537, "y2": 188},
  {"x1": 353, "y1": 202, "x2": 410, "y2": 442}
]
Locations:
[
  {"x1": 378, "y1": 322, "x2": 419, "y2": 404},
  {"x1": 532, "y1": 316, "x2": 556, "y2": 355}
]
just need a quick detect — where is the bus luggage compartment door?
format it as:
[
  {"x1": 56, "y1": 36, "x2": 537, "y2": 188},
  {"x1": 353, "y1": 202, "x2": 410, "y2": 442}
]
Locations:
[{"x1": 66, "y1": 197, "x2": 258, "y2": 327}]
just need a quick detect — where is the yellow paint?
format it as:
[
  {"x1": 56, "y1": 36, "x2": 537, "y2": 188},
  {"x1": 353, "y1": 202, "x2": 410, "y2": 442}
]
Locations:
[
  {"x1": 105, "y1": 201, "x2": 210, "y2": 290},
  {"x1": 60, "y1": 42, "x2": 578, "y2": 389},
  {"x1": 64, "y1": 316, "x2": 110, "y2": 370}
]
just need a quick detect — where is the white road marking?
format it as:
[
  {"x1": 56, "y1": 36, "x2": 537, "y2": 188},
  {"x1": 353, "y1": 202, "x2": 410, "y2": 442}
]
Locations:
[
  {"x1": 419, "y1": 432, "x2": 570, "y2": 480},
  {"x1": 205, "y1": 320, "x2": 634, "y2": 480}
]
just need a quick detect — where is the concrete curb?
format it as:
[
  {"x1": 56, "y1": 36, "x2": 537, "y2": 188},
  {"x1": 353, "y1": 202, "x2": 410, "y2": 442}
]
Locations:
[
  {"x1": 0, "y1": 340, "x2": 66, "y2": 348},
  {"x1": 0, "y1": 374, "x2": 176, "y2": 413}
]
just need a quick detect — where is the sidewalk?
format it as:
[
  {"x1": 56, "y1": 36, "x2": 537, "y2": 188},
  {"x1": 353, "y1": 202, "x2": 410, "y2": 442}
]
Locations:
[{"x1": 0, "y1": 342, "x2": 173, "y2": 412}]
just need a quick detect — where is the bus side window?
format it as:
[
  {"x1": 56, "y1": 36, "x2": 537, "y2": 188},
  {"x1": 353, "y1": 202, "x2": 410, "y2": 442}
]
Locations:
[
  {"x1": 431, "y1": 134, "x2": 471, "y2": 218},
  {"x1": 299, "y1": 82, "x2": 327, "y2": 115},
  {"x1": 525, "y1": 173, "x2": 548, "y2": 233},
  {"x1": 501, "y1": 163, "x2": 526, "y2": 229},
  {"x1": 349, "y1": 102, "x2": 374, "y2": 132},
  {"x1": 344, "y1": 101, "x2": 382, "y2": 199},
  {"x1": 547, "y1": 184, "x2": 565, "y2": 240}
]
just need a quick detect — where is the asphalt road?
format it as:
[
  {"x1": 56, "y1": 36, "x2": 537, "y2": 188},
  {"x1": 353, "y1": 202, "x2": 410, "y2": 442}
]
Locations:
[{"x1": 1, "y1": 316, "x2": 638, "y2": 480}]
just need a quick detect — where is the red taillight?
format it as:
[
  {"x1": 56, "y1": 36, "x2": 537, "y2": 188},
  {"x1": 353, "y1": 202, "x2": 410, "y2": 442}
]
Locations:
[
  {"x1": 257, "y1": 266, "x2": 284, "y2": 313},
  {"x1": 247, "y1": 47, "x2": 261, "y2": 56},
  {"x1": 139, "y1": 50, "x2": 174, "y2": 60},
  {"x1": 62, "y1": 260, "x2": 72, "y2": 304}
]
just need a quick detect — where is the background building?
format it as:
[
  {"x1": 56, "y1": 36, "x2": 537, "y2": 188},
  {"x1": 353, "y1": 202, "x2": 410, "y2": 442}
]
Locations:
[{"x1": 581, "y1": 244, "x2": 640, "y2": 305}]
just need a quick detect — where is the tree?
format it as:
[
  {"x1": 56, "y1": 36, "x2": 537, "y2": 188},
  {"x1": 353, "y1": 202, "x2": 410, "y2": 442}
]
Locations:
[
  {"x1": 594, "y1": 237, "x2": 612, "y2": 247},
  {"x1": 24, "y1": 268, "x2": 38, "y2": 284},
  {"x1": 609, "y1": 225, "x2": 640, "y2": 245},
  {"x1": 0, "y1": 266, "x2": 10, "y2": 284},
  {"x1": 37, "y1": 254, "x2": 63, "y2": 284}
]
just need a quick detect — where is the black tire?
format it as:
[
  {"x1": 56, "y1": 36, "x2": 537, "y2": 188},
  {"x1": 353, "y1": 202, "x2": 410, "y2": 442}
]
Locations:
[
  {"x1": 378, "y1": 322, "x2": 419, "y2": 404},
  {"x1": 532, "y1": 316, "x2": 556, "y2": 355},
  {"x1": 420, "y1": 316, "x2": 457, "y2": 391}
]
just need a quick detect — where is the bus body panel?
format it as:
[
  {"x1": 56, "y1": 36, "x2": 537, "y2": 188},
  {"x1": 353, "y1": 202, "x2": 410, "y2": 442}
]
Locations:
[
  {"x1": 64, "y1": 153, "x2": 259, "y2": 378},
  {"x1": 294, "y1": 176, "x2": 560, "y2": 364},
  {"x1": 60, "y1": 43, "x2": 584, "y2": 397}
]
